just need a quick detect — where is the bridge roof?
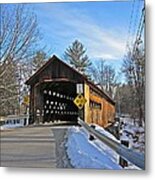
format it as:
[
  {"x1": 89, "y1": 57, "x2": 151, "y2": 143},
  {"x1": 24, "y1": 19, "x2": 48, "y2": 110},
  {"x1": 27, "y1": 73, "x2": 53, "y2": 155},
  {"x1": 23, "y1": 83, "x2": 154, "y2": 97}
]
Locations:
[{"x1": 25, "y1": 55, "x2": 115, "y2": 105}]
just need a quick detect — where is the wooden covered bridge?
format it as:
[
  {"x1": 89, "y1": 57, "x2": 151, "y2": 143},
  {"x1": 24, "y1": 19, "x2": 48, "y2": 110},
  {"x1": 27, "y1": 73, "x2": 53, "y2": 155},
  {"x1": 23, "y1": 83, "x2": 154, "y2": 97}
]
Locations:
[{"x1": 25, "y1": 55, "x2": 115, "y2": 127}]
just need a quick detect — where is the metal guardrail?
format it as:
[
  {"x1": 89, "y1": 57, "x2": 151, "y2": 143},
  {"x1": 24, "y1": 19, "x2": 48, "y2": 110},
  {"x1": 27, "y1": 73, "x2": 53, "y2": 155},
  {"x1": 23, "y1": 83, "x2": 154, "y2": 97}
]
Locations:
[
  {"x1": 1, "y1": 115, "x2": 29, "y2": 127},
  {"x1": 1, "y1": 115, "x2": 29, "y2": 121},
  {"x1": 78, "y1": 118, "x2": 145, "y2": 170}
]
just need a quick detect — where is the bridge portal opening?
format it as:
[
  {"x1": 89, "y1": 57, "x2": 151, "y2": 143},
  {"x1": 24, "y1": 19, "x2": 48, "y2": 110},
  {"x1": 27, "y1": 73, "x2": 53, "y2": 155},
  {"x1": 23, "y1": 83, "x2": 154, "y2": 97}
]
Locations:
[{"x1": 41, "y1": 81, "x2": 79, "y2": 123}]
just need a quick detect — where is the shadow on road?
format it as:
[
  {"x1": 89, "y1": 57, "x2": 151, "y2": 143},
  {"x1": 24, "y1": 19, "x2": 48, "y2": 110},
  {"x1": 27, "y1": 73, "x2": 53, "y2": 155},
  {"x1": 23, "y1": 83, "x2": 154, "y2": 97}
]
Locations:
[{"x1": 52, "y1": 127, "x2": 73, "y2": 168}]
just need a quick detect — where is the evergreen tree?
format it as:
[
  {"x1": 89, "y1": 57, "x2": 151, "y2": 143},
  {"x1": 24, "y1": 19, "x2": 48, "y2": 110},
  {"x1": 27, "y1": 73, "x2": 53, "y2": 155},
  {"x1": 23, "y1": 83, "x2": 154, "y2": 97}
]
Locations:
[
  {"x1": 64, "y1": 40, "x2": 91, "y2": 75},
  {"x1": 0, "y1": 60, "x2": 19, "y2": 115},
  {"x1": 32, "y1": 51, "x2": 47, "y2": 72}
]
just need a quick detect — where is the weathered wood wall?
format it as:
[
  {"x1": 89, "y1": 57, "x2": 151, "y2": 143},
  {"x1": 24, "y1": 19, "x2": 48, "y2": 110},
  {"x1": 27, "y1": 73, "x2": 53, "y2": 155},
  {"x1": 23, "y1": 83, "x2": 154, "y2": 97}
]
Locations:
[{"x1": 84, "y1": 83, "x2": 115, "y2": 128}]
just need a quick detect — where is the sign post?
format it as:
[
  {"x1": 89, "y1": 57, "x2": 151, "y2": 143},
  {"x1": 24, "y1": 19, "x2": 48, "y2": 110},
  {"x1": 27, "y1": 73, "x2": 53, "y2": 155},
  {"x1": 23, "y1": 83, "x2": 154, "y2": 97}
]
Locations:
[{"x1": 23, "y1": 95, "x2": 30, "y2": 106}]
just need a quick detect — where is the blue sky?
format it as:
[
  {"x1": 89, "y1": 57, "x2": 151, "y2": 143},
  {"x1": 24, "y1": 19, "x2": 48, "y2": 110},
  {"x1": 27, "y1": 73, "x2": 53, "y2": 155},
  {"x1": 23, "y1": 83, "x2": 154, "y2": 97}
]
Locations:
[
  {"x1": 30, "y1": 1, "x2": 144, "y2": 77},
  {"x1": 8, "y1": 1, "x2": 144, "y2": 81},
  {"x1": 33, "y1": 1, "x2": 132, "y2": 59}
]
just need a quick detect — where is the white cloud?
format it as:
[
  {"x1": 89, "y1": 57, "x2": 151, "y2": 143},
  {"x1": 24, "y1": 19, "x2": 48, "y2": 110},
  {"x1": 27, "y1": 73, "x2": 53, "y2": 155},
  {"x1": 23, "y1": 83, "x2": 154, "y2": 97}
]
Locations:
[{"x1": 38, "y1": 4, "x2": 127, "y2": 60}]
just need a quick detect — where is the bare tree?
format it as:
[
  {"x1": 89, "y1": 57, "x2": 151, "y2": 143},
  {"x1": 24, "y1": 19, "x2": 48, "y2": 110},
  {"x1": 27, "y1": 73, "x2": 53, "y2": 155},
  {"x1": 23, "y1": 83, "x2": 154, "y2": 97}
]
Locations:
[
  {"x1": 114, "y1": 84, "x2": 134, "y2": 117},
  {"x1": 0, "y1": 4, "x2": 39, "y2": 64},
  {"x1": 91, "y1": 60, "x2": 117, "y2": 98},
  {"x1": 122, "y1": 39, "x2": 145, "y2": 126},
  {"x1": 0, "y1": 4, "x2": 40, "y2": 116}
]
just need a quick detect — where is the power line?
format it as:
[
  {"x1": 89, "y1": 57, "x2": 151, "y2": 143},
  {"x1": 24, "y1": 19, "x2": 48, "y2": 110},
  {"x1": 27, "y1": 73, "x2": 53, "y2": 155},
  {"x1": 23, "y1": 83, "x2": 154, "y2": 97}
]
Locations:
[
  {"x1": 135, "y1": 7, "x2": 145, "y2": 42},
  {"x1": 126, "y1": 0, "x2": 136, "y2": 51},
  {"x1": 131, "y1": 0, "x2": 142, "y2": 46},
  {"x1": 125, "y1": 0, "x2": 145, "y2": 54},
  {"x1": 132, "y1": 7, "x2": 145, "y2": 55}
]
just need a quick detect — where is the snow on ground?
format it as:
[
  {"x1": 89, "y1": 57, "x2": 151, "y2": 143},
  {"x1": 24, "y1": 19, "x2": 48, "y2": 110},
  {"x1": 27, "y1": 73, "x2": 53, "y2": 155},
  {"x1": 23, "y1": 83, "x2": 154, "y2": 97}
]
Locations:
[
  {"x1": 120, "y1": 117, "x2": 145, "y2": 153},
  {"x1": 89, "y1": 124, "x2": 120, "y2": 164},
  {"x1": 66, "y1": 126, "x2": 122, "y2": 169},
  {"x1": 91, "y1": 124, "x2": 119, "y2": 142}
]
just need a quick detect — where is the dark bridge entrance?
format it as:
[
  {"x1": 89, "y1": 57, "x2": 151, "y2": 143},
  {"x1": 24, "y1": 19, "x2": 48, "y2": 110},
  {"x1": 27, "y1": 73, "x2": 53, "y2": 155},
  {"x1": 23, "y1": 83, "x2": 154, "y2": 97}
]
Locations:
[
  {"x1": 26, "y1": 56, "x2": 86, "y2": 125},
  {"x1": 41, "y1": 81, "x2": 78, "y2": 123}
]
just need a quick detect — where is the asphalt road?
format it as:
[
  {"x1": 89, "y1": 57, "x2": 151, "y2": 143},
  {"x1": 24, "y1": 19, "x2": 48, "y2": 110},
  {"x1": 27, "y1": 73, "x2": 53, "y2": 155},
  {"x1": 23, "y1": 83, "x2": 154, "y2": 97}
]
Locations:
[{"x1": 0, "y1": 125, "x2": 72, "y2": 168}]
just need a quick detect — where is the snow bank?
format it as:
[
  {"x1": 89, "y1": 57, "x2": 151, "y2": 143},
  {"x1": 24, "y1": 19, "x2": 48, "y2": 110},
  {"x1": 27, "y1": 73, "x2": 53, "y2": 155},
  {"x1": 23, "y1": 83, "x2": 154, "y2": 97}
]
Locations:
[
  {"x1": 66, "y1": 126, "x2": 122, "y2": 170},
  {"x1": 91, "y1": 124, "x2": 119, "y2": 142},
  {"x1": 120, "y1": 117, "x2": 145, "y2": 153}
]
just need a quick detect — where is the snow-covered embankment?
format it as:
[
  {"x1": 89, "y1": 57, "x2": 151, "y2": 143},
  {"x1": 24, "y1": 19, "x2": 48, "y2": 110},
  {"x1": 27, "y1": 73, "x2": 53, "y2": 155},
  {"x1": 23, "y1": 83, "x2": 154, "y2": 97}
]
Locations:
[{"x1": 65, "y1": 126, "x2": 122, "y2": 169}]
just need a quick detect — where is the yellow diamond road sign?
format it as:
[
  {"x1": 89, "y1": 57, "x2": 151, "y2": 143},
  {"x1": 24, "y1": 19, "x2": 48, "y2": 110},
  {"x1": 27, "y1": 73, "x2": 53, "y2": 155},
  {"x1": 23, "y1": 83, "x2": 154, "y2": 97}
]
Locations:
[
  {"x1": 23, "y1": 95, "x2": 30, "y2": 106},
  {"x1": 73, "y1": 94, "x2": 87, "y2": 109}
]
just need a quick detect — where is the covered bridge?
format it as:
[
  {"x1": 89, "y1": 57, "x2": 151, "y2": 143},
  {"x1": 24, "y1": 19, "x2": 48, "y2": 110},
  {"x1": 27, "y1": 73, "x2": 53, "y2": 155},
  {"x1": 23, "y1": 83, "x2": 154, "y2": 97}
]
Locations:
[{"x1": 25, "y1": 55, "x2": 115, "y2": 127}]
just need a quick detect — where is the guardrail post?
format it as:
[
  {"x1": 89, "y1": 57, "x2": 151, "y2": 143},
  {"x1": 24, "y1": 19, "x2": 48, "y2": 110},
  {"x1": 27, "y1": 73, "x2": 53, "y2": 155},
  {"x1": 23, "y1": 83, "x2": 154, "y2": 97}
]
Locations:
[
  {"x1": 119, "y1": 140, "x2": 129, "y2": 168},
  {"x1": 89, "y1": 125, "x2": 96, "y2": 141}
]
